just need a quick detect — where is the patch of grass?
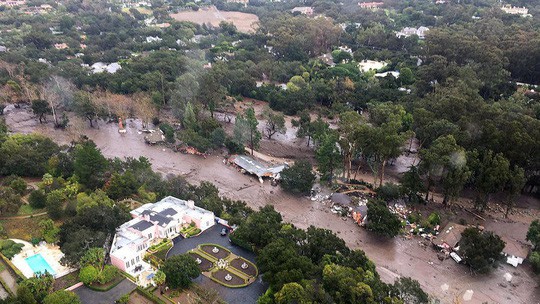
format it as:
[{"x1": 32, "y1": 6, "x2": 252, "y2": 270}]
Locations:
[
  {"x1": 0, "y1": 215, "x2": 49, "y2": 241},
  {"x1": 53, "y1": 270, "x2": 80, "y2": 291},
  {"x1": 148, "y1": 239, "x2": 172, "y2": 253},
  {"x1": 153, "y1": 247, "x2": 169, "y2": 261},
  {"x1": 16, "y1": 204, "x2": 45, "y2": 216},
  {"x1": 121, "y1": 6, "x2": 152, "y2": 15}
]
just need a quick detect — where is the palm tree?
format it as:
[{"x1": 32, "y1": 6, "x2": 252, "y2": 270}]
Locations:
[{"x1": 154, "y1": 270, "x2": 166, "y2": 294}]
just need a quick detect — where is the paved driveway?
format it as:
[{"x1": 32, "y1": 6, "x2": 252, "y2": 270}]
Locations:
[
  {"x1": 167, "y1": 224, "x2": 267, "y2": 304},
  {"x1": 74, "y1": 279, "x2": 136, "y2": 304}
]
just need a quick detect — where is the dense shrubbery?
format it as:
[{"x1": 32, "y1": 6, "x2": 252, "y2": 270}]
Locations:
[{"x1": 0, "y1": 240, "x2": 24, "y2": 259}]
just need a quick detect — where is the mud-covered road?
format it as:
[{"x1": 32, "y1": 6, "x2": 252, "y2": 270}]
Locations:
[{"x1": 4, "y1": 105, "x2": 539, "y2": 304}]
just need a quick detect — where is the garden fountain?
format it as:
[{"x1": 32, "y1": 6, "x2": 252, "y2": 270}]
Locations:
[{"x1": 216, "y1": 258, "x2": 228, "y2": 269}]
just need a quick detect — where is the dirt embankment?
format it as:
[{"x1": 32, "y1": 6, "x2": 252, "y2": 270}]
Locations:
[{"x1": 4, "y1": 104, "x2": 540, "y2": 304}]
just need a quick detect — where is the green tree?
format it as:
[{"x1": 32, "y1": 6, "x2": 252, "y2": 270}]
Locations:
[
  {"x1": 0, "y1": 187, "x2": 22, "y2": 215},
  {"x1": 15, "y1": 284, "x2": 37, "y2": 304},
  {"x1": 337, "y1": 111, "x2": 363, "y2": 181},
  {"x1": 391, "y1": 277, "x2": 429, "y2": 304},
  {"x1": 366, "y1": 201, "x2": 401, "y2": 237},
  {"x1": 31, "y1": 99, "x2": 52, "y2": 124},
  {"x1": 263, "y1": 108, "x2": 286, "y2": 140},
  {"x1": 441, "y1": 163, "x2": 471, "y2": 206},
  {"x1": 400, "y1": 166, "x2": 425, "y2": 204},
  {"x1": 6, "y1": 176, "x2": 27, "y2": 195},
  {"x1": 73, "y1": 92, "x2": 101, "y2": 128},
  {"x1": 0, "y1": 134, "x2": 60, "y2": 177},
  {"x1": 526, "y1": 220, "x2": 540, "y2": 251},
  {"x1": 301, "y1": 226, "x2": 349, "y2": 264},
  {"x1": 257, "y1": 238, "x2": 315, "y2": 291},
  {"x1": 419, "y1": 135, "x2": 464, "y2": 203},
  {"x1": 154, "y1": 270, "x2": 166, "y2": 294},
  {"x1": 19, "y1": 273, "x2": 54, "y2": 303},
  {"x1": 171, "y1": 73, "x2": 199, "y2": 120},
  {"x1": 361, "y1": 107, "x2": 412, "y2": 187},
  {"x1": 459, "y1": 228, "x2": 505, "y2": 273},
  {"x1": 39, "y1": 219, "x2": 59, "y2": 244},
  {"x1": 398, "y1": 67, "x2": 415, "y2": 85},
  {"x1": 98, "y1": 265, "x2": 118, "y2": 284},
  {"x1": 43, "y1": 290, "x2": 81, "y2": 304},
  {"x1": 79, "y1": 265, "x2": 99, "y2": 285},
  {"x1": 503, "y1": 165, "x2": 526, "y2": 218},
  {"x1": 161, "y1": 254, "x2": 200, "y2": 289},
  {"x1": 275, "y1": 282, "x2": 309, "y2": 304},
  {"x1": 45, "y1": 190, "x2": 65, "y2": 220},
  {"x1": 470, "y1": 150, "x2": 511, "y2": 211},
  {"x1": 59, "y1": 205, "x2": 130, "y2": 266},
  {"x1": 529, "y1": 251, "x2": 540, "y2": 273},
  {"x1": 280, "y1": 160, "x2": 316, "y2": 195},
  {"x1": 105, "y1": 172, "x2": 139, "y2": 201},
  {"x1": 197, "y1": 72, "x2": 226, "y2": 118},
  {"x1": 322, "y1": 263, "x2": 375, "y2": 304},
  {"x1": 73, "y1": 140, "x2": 108, "y2": 189},
  {"x1": 316, "y1": 133, "x2": 341, "y2": 181},
  {"x1": 183, "y1": 101, "x2": 197, "y2": 131},
  {"x1": 80, "y1": 248, "x2": 105, "y2": 269},
  {"x1": 234, "y1": 107, "x2": 261, "y2": 155},
  {"x1": 231, "y1": 205, "x2": 282, "y2": 250},
  {"x1": 377, "y1": 183, "x2": 402, "y2": 201}
]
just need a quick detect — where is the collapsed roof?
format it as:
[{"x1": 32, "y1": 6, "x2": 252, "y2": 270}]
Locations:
[{"x1": 230, "y1": 154, "x2": 287, "y2": 178}]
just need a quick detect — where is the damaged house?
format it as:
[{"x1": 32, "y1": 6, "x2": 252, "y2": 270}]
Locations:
[
  {"x1": 229, "y1": 154, "x2": 287, "y2": 183},
  {"x1": 432, "y1": 222, "x2": 467, "y2": 262}
]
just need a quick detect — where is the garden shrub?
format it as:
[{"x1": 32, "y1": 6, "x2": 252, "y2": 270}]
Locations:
[
  {"x1": 29, "y1": 189, "x2": 47, "y2": 209},
  {"x1": 98, "y1": 265, "x2": 118, "y2": 284},
  {"x1": 0, "y1": 240, "x2": 24, "y2": 259}
]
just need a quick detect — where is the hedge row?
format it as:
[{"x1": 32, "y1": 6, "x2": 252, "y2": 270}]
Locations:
[
  {"x1": 134, "y1": 286, "x2": 169, "y2": 304},
  {"x1": 85, "y1": 274, "x2": 124, "y2": 292}
]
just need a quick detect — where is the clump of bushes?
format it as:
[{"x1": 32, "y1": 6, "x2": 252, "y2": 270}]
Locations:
[{"x1": 0, "y1": 240, "x2": 24, "y2": 259}]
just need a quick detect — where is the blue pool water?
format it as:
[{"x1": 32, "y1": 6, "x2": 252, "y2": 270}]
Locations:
[{"x1": 25, "y1": 254, "x2": 56, "y2": 276}]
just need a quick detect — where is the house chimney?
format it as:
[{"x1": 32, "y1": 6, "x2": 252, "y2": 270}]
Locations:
[{"x1": 187, "y1": 200, "x2": 195, "y2": 209}]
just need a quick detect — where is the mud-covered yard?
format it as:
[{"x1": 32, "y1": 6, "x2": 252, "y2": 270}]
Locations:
[{"x1": 3, "y1": 104, "x2": 540, "y2": 304}]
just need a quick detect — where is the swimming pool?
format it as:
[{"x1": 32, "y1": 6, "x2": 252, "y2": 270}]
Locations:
[{"x1": 25, "y1": 254, "x2": 56, "y2": 276}]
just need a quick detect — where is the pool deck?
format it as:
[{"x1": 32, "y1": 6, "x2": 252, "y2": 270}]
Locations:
[{"x1": 10, "y1": 239, "x2": 73, "y2": 279}]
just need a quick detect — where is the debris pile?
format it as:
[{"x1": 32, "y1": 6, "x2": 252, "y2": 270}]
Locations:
[{"x1": 175, "y1": 145, "x2": 207, "y2": 158}]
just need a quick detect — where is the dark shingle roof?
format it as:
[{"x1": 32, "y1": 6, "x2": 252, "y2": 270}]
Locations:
[
  {"x1": 130, "y1": 220, "x2": 153, "y2": 232},
  {"x1": 141, "y1": 210, "x2": 172, "y2": 227},
  {"x1": 160, "y1": 208, "x2": 177, "y2": 217}
]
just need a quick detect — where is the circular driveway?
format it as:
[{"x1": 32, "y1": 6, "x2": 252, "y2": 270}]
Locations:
[{"x1": 167, "y1": 224, "x2": 267, "y2": 304}]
